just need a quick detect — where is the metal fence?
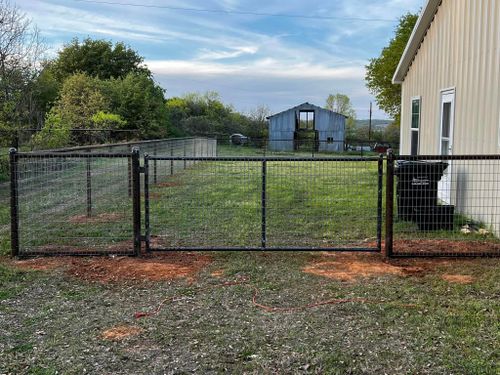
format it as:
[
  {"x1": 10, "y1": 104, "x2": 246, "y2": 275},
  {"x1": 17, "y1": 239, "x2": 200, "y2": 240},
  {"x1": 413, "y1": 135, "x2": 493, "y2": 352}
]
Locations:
[
  {"x1": 9, "y1": 137, "x2": 216, "y2": 257},
  {"x1": 7, "y1": 140, "x2": 500, "y2": 258},
  {"x1": 143, "y1": 155, "x2": 383, "y2": 252},
  {"x1": 386, "y1": 153, "x2": 500, "y2": 257}
]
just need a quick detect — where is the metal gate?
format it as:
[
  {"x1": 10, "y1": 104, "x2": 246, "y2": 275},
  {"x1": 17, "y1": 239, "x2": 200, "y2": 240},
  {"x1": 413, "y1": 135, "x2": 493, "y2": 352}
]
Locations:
[{"x1": 143, "y1": 155, "x2": 383, "y2": 252}]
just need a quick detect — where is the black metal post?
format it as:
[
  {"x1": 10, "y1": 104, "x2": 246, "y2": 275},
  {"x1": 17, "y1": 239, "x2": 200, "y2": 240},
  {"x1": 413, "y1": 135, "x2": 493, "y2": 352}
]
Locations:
[
  {"x1": 261, "y1": 159, "x2": 267, "y2": 249},
  {"x1": 131, "y1": 147, "x2": 141, "y2": 256},
  {"x1": 9, "y1": 148, "x2": 19, "y2": 257},
  {"x1": 144, "y1": 155, "x2": 151, "y2": 252},
  {"x1": 376, "y1": 153, "x2": 384, "y2": 251},
  {"x1": 385, "y1": 150, "x2": 394, "y2": 257},
  {"x1": 86, "y1": 155, "x2": 92, "y2": 217}
]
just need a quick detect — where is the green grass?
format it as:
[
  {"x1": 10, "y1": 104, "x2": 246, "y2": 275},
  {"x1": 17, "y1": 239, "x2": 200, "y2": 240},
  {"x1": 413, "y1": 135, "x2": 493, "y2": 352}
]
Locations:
[{"x1": 0, "y1": 252, "x2": 498, "y2": 373}]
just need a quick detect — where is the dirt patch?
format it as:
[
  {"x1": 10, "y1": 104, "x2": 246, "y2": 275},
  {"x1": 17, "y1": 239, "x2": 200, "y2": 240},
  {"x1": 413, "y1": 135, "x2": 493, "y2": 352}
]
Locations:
[
  {"x1": 393, "y1": 239, "x2": 500, "y2": 255},
  {"x1": 303, "y1": 253, "x2": 440, "y2": 281},
  {"x1": 211, "y1": 269, "x2": 225, "y2": 278},
  {"x1": 441, "y1": 274, "x2": 474, "y2": 284},
  {"x1": 101, "y1": 325, "x2": 142, "y2": 341},
  {"x1": 157, "y1": 181, "x2": 181, "y2": 188},
  {"x1": 69, "y1": 212, "x2": 124, "y2": 224},
  {"x1": 12, "y1": 253, "x2": 212, "y2": 283},
  {"x1": 303, "y1": 253, "x2": 425, "y2": 281}
]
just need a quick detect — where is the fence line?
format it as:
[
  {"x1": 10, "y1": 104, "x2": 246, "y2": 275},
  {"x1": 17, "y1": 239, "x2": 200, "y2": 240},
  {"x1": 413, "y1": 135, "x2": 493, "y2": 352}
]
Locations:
[{"x1": 7, "y1": 142, "x2": 500, "y2": 258}]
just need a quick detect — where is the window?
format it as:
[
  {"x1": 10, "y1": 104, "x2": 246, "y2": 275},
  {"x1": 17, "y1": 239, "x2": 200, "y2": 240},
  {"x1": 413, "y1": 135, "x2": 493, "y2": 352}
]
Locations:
[
  {"x1": 298, "y1": 111, "x2": 315, "y2": 130},
  {"x1": 410, "y1": 98, "x2": 420, "y2": 155}
]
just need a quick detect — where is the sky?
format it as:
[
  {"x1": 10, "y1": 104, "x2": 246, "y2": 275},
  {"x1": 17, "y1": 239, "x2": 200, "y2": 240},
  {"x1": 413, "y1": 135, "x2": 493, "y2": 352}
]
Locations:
[{"x1": 19, "y1": 0, "x2": 424, "y2": 119}]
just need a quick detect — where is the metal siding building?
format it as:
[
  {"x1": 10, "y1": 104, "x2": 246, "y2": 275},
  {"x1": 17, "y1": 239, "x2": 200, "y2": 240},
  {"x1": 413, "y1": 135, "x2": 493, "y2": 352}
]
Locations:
[
  {"x1": 393, "y1": 0, "x2": 500, "y2": 234},
  {"x1": 267, "y1": 102, "x2": 346, "y2": 152}
]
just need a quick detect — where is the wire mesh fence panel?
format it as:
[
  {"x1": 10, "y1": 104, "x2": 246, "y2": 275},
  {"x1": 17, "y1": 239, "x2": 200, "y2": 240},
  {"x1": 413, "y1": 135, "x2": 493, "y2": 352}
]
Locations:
[
  {"x1": 265, "y1": 158, "x2": 382, "y2": 250},
  {"x1": 391, "y1": 155, "x2": 500, "y2": 257},
  {"x1": 145, "y1": 157, "x2": 262, "y2": 250},
  {"x1": 144, "y1": 156, "x2": 382, "y2": 251},
  {"x1": 12, "y1": 152, "x2": 136, "y2": 256}
]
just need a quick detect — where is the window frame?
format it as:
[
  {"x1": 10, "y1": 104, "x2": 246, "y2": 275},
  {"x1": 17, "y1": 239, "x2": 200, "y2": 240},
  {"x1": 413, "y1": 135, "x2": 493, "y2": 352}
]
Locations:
[{"x1": 410, "y1": 96, "x2": 421, "y2": 155}]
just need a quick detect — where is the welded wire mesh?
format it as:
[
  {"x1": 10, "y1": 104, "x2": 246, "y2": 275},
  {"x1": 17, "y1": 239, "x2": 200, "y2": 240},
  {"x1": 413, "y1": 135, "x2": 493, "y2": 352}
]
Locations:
[
  {"x1": 392, "y1": 155, "x2": 500, "y2": 257},
  {"x1": 9, "y1": 138, "x2": 217, "y2": 256},
  {"x1": 145, "y1": 156, "x2": 382, "y2": 251},
  {"x1": 13, "y1": 153, "x2": 134, "y2": 256}
]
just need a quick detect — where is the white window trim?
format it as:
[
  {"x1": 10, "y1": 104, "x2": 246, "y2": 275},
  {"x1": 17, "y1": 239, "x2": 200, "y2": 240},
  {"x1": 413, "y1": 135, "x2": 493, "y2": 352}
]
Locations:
[
  {"x1": 410, "y1": 96, "x2": 421, "y2": 155},
  {"x1": 438, "y1": 88, "x2": 456, "y2": 155}
]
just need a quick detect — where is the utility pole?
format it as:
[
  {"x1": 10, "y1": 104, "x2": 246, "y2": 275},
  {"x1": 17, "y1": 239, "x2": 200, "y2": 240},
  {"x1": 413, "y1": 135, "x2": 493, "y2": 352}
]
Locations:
[{"x1": 368, "y1": 102, "x2": 373, "y2": 141}]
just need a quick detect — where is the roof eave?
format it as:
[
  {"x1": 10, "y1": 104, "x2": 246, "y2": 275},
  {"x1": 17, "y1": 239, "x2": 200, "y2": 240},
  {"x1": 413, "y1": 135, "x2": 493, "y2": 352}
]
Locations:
[{"x1": 392, "y1": 0, "x2": 442, "y2": 84}]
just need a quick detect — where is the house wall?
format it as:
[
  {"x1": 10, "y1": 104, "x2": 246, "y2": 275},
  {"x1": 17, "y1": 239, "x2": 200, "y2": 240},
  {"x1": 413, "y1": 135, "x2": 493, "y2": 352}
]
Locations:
[{"x1": 399, "y1": 0, "x2": 500, "y2": 234}]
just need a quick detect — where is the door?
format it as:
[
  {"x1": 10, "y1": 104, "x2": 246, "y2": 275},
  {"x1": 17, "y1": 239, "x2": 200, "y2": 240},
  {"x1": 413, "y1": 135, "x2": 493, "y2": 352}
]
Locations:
[{"x1": 438, "y1": 90, "x2": 455, "y2": 204}]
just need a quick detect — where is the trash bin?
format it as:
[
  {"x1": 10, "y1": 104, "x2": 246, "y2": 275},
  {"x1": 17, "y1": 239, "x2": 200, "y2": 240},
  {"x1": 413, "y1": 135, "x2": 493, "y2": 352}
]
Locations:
[{"x1": 395, "y1": 160, "x2": 450, "y2": 222}]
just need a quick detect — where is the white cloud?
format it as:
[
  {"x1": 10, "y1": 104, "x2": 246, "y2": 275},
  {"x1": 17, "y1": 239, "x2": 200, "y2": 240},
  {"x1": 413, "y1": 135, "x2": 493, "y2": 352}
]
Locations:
[{"x1": 146, "y1": 59, "x2": 365, "y2": 80}]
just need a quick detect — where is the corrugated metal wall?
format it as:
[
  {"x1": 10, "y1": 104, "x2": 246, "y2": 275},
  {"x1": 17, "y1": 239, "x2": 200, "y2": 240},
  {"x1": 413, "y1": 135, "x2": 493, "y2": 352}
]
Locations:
[
  {"x1": 268, "y1": 104, "x2": 345, "y2": 151},
  {"x1": 399, "y1": 0, "x2": 500, "y2": 235},
  {"x1": 400, "y1": 0, "x2": 500, "y2": 155}
]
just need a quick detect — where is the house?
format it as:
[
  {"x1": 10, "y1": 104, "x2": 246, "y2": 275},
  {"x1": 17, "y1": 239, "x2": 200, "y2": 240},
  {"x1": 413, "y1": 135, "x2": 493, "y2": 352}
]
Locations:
[
  {"x1": 393, "y1": 0, "x2": 500, "y2": 233},
  {"x1": 267, "y1": 102, "x2": 346, "y2": 152}
]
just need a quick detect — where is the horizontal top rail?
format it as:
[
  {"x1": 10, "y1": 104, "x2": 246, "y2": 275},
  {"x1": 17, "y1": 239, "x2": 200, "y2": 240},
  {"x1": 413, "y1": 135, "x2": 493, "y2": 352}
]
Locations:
[
  {"x1": 13, "y1": 152, "x2": 134, "y2": 158},
  {"x1": 32, "y1": 137, "x2": 213, "y2": 154},
  {"x1": 145, "y1": 155, "x2": 383, "y2": 162},
  {"x1": 396, "y1": 154, "x2": 500, "y2": 160}
]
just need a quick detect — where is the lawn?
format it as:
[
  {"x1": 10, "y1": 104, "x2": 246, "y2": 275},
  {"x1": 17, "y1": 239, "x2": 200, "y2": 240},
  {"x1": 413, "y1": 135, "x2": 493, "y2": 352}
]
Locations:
[{"x1": 0, "y1": 251, "x2": 498, "y2": 374}]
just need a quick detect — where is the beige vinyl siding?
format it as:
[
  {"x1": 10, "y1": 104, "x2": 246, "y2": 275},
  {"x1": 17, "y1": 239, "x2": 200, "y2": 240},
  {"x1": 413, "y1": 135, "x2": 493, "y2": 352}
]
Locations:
[
  {"x1": 400, "y1": 0, "x2": 500, "y2": 155},
  {"x1": 399, "y1": 0, "x2": 500, "y2": 235}
]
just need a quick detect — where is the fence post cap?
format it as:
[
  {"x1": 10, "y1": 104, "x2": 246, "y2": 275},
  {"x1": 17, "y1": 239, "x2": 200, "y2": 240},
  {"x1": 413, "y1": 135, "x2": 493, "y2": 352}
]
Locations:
[
  {"x1": 9, "y1": 148, "x2": 17, "y2": 154},
  {"x1": 131, "y1": 146, "x2": 140, "y2": 154}
]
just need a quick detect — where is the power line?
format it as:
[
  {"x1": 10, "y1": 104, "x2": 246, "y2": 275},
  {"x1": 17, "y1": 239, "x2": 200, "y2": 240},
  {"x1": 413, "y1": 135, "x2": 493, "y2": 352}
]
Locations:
[{"x1": 72, "y1": 0, "x2": 398, "y2": 23}]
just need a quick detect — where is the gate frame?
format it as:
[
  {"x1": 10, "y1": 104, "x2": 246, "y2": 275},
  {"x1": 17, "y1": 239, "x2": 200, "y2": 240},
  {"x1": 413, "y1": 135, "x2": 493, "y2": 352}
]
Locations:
[
  {"x1": 9, "y1": 148, "x2": 140, "y2": 258},
  {"x1": 143, "y1": 155, "x2": 384, "y2": 253}
]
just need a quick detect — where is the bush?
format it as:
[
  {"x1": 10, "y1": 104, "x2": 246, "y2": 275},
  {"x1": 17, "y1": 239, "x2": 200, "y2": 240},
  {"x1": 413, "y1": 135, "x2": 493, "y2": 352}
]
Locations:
[{"x1": 0, "y1": 154, "x2": 8, "y2": 182}]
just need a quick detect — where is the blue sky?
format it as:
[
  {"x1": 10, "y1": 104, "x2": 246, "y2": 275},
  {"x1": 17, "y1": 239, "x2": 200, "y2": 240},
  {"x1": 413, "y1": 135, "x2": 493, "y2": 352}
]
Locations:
[{"x1": 21, "y1": 0, "x2": 424, "y2": 119}]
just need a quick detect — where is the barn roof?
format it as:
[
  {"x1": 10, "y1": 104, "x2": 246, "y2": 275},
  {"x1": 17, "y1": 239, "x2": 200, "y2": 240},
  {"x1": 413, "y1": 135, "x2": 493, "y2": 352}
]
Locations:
[
  {"x1": 392, "y1": 0, "x2": 442, "y2": 84},
  {"x1": 266, "y1": 102, "x2": 347, "y2": 119}
]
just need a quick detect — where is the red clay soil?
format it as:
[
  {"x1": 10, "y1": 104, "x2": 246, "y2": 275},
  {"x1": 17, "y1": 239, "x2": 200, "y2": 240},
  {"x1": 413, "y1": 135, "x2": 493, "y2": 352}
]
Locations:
[
  {"x1": 156, "y1": 181, "x2": 182, "y2": 188},
  {"x1": 101, "y1": 325, "x2": 142, "y2": 341},
  {"x1": 393, "y1": 239, "x2": 500, "y2": 255},
  {"x1": 13, "y1": 253, "x2": 212, "y2": 283},
  {"x1": 441, "y1": 274, "x2": 475, "y2": 284},
  {"x1": 68, "y1": 213, "x2": 125, "y2": 224},
  {"x1": 303, "y1": 252, "x2": 433, "y2": 281}
]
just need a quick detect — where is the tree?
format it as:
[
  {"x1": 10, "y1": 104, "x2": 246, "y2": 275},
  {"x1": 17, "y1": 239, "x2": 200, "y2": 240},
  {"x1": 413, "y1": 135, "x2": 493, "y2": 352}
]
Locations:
[
  {"x1": 365, "y1": 13, "x2": 418, "y2": 123},
  {"x1": 0, "y1": 0, "x2": 45, "y2": 143},
  {"x1": 103, "y1": 72, "x2": 168, "y2": 138},
  {"x1": 48, "y1": 38, "x2": 149, "y2": 82},
  {"x1": 325, "y1": 93, "x2": 357, "y2": 140}
]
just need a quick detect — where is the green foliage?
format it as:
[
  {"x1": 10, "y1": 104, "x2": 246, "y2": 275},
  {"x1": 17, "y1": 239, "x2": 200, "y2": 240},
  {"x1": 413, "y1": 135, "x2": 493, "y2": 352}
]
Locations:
[
  {"x1": 31, "y1": 111, "x2": 71, "y2": 149},
  {"x1": 365, "y1": 13, "x2": 418, "y2": 122},
  {"x1": 165, "y1": 92, "x2": 267, "y2": 140},
  {"x1": 91, "y1": 111, "x2": 126, "y2": 129},
  {"x1": 49, "y1": 37, "x2": 149, "y2": 82},
  {"x1": 102, "y1": 72, "x2": 168, "y2": 138},
  {"x1": 325, "y1": 93, "x2": 357, "y2": 141},
  {"x1": 0, "y1": 154, "x2": 8, "y2": 182}
]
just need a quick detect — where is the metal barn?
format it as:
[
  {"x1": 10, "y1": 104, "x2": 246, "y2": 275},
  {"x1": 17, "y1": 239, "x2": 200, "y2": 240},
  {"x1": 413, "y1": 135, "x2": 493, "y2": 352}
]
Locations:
[{"x1": 267, "y1": 102, "x2": 346, "y2": 152}]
